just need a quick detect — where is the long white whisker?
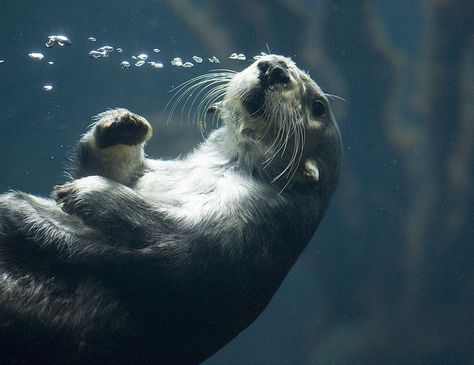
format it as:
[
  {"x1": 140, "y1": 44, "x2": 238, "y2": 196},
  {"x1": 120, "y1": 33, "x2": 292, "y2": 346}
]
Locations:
[
  {"x1": 165, "y1": 71, "x2": 234, "y2": 127},
  {"x1": 324, "y1": 93, "x2": 347, "y2": 103}
]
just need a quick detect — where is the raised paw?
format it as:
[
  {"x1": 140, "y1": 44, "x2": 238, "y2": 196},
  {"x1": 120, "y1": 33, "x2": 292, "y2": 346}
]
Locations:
[{"x1": 94, "y1": 108, "x2": 152, "y2": 149}]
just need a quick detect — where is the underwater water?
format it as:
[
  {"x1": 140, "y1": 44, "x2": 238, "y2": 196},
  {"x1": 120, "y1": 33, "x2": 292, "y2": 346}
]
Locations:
[{"x1": 0, "y1": 0, "x2": 473, "y2": 364}]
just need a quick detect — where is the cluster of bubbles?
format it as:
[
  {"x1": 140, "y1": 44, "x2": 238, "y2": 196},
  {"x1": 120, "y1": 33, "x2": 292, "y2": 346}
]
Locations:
[
  {"x1": 170, "y1": 57, "x2": 194, "y2": 68},
  {"x1": 10, "y1": 33, "x2": 272, "y2": 92},
  {"x1": 88, "y1": 46, "x2": 115, "y2": 59},
  {"x1": 229, "y1": 53, "x2": 246, "y2": 61},
  {"x1": 45, "y1": 35, "x2": 72, "y2": 48}
]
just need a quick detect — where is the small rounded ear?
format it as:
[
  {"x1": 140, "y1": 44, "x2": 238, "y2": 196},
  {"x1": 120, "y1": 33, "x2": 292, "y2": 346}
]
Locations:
[
  {"x1": 207, "y1": 101, "x2": 223, "y2": 114},
  {"x1": 303, "y1": 159, "x2": 320, "y2": 182}
]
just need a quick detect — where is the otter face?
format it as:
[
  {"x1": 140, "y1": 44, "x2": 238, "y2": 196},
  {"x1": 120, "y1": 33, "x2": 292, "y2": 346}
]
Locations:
[
  {"x1": 222, "y1": 55, "x2": 342, "y2": 192},
  {"x1": 167, "y1": 54, "x2": 342, "y2": 192}
]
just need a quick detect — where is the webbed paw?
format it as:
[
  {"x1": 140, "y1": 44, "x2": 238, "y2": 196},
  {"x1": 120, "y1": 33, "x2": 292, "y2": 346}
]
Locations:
[{"x1": 94, "y1": 109, "x2": 152, "y2": 149}]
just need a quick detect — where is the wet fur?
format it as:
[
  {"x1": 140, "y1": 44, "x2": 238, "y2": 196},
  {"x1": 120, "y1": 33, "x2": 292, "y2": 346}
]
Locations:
[{"x1": 0, "y1": 55, "x2": 341, "y2": 364}]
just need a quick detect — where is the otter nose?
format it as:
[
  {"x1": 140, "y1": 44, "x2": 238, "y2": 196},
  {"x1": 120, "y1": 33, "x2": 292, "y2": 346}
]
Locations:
[{"x1": 258, "y1": 60, "x2": 290, "y2": 87}]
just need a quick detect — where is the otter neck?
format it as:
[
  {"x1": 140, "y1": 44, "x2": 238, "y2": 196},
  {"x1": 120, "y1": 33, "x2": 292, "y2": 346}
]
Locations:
[{"x1": 204, "y1": 126, "x2": 290, "y2": 184}]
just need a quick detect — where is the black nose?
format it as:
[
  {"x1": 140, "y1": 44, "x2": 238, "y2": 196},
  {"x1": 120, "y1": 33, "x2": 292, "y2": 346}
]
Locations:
[{"x1": 258, "y1": 60, "x2": 290, "y2": 87}]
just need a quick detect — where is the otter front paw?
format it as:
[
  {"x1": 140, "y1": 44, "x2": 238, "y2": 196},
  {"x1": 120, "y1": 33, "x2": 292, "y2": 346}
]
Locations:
[
  {"x1": 53, "y1": 176, "x2": 109, "y2": 217},
  {"x1": 94, "y1": 108, "x2": 152, "y2": 149}
]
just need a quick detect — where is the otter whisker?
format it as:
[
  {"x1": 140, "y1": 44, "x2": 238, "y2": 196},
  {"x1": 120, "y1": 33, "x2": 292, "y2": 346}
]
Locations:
[
  {"x1": 274, "y1": 116, "x2": 305, "y2": 193},
  {"x1": 194, "y1": 86, "x2": 228, "y2": 130},
  {"x1": 180, "y1": 76, "x2": 232, "y2": 123},
  {"x1": 166, "y1": 71, "x2": 234, "y2": 126},
  {"x1": 185, "y1": 79, "x2": 229, "y2": 126},
  {"x1": 198, "y1": 84, "x2": 227, "y2": 126},
  {"x1": 324, "y1": 93, "x2": 347, "y2": 103}
]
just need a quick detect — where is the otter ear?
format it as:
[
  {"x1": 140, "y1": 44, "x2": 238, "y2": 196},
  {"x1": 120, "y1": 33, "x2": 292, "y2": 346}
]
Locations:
[{"x1": 207, "y1": 102, "x2": 223, "y2": 114}]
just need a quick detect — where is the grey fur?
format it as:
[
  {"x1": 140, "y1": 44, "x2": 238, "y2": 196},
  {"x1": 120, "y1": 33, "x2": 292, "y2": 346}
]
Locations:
[{"x1": 0, "y1": 55, "x2": 341, "y2": 364}]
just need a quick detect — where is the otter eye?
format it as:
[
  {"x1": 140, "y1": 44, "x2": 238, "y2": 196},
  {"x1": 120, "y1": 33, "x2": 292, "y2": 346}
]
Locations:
[{"x1": 312, "y1": 100, "x2": 326, "y2": 118}]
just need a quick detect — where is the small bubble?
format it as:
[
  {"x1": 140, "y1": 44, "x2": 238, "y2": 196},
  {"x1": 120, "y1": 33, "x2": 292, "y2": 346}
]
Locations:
[
  {"x1": 153, "y1": 48, "x2": 161, "y2": 53},
  {"x1": 97, "y1": 46, "x2": 114, "y2": 53},
  {"x1": 137, "y1": 53, "x2": 148, "y2": 61},
  {"x1": 0, "y1": 60, "x2": 4, "y2": 64},
  {"x1": 48, "y1": 61, "x2": 54, "y2": 65},
  {"x1": 182, "y1": 62, "x2": 194, "y2": 68},
  {"x1": 88, "y1": 37, "x2": 97, "y2": 42},
  {"x1": 148, "y1": 61, "x2": 164, "y2": 69},
  {"x1": 116, "y1": 48, "x2": 123, "y2": 53},
  {"x1": 192, "y1": 56, "x2": 203, "y2": 63},
  {"x1": 208, "y1": 56, "x2": 220, "y2": 63},
  {"x1": 43, "y1": 85, "x2": 53, "y2": 91},
  {"x1": 132, "y1": 56, "x2": 137, "y2": 60},
  {"x1": 120, "y1": 61, "x2": 131, "y2": 69},
  {"x1": 135, "y1": 60, "x2": 145, "y2": 67},
  {"x1": 28, "y1": 52, "x2": 44, "y2": 60},
  {"x1": 88, "y1": 50, "x2": 108, "y2": 59},
  {"x1": 45, "y1": 35, "x2": 71, "y2": 48},
  {"x1": 229, "y1": 53, "x2": 246, "y2": 60},
  {"x1": 171, "y1": 57, "x2": 183, "y2": 67},
  {"x1": 253, "y1": 52, "x2": 267, "y2": 61}
]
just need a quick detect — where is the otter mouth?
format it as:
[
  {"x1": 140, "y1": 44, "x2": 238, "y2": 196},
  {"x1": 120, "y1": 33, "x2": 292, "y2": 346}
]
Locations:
[{"x1": 243, "y1": 59, "x2": 292, "y2": 117}]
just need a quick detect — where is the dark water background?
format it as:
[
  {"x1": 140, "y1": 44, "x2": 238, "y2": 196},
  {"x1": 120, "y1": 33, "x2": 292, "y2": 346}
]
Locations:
[{"x1": 0, "y1": 1, "x2": 473, "y2": 364}]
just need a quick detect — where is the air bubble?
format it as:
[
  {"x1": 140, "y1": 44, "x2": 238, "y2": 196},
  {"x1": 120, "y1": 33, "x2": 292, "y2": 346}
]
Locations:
[
  {"x1": 28, "y1": 52, "x2": 44, "y2": 60},
  {"x1": 43, "y1": 85, "x2": 53, "y2": 91},
  {"x1": 45, "y1": 35, "x2": 71, "y2": 48},
  {"x1": 89, "y1": 46, "x2": 114, "y2": 59},
  {"x1": 208, "y1": 56, "x2": 220, "y2": 63},
  {"x1": 116, "y1": 48, "x2": 123, "y2": 53},
  {"x1": 88, "y1": 50, "x2": 108, "y2": 59},
  {"x1": 182, "y1": 62, "x2": 194, "y2": 68},
  {"x1": 120, "y1": 61, "x2": 131, "y2": 69},
  {"x1": 48, "y1": 61, "x2": 54, "y2": 65},
  {"x1": 229, "y1": 53, "x2": 246, "y2": 60},
  {"x1": 148, "y1": 61, "x2": 164, "y2": 69},
  {"x1": 88, "y1": 37, "x2": 97, "y2": 42},
  {"x1": 137, "y1": 53, "x2": 148, "y2": 61},
  {"x1": 171, "y1": 57, "x2": 183, "y2": 67},
  {"x1": 253, "y1": 52, "x2": 268, "y2": 60},
  {"x1": 192, "y1": 56, "x2": 203, "y2": 63},
  {"x1": 153, "y1": 48, "x2": 161, "y2": 53},
  {"x1": 97, "y1": 46, "x2": 114, "y2": 53},
  {"x1": 135, "y1": 60, "x2": 145, "y2": 67}
]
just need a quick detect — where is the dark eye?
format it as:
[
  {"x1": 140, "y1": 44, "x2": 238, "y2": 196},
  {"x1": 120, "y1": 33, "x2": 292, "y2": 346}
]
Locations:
[{"x1": 312, "y1": 100, "x2": 326, "y2": 118}]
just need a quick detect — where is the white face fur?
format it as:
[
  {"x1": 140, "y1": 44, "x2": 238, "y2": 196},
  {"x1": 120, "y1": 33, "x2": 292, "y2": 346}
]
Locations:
[
  {"x1": 219, "y1": 54, "x2": 337, "y2": 186},
  {"x1": 222, "y1": 54, "x2": 329, "y2": 133}
]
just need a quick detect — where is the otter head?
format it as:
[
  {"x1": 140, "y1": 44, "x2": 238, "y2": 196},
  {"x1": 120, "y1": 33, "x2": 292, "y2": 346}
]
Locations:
[
  {"x1": 220, "y1": 54, "x2": 342, "y2": 195},
  {"x1": 169, "y1": 54, "x2": 341, "y2": 195}
]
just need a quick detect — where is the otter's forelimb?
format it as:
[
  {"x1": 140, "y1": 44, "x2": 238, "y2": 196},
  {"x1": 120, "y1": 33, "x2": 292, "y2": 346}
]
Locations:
[
  {"x1": 72, "y1": 109, "x2": 152, "y2": 186},
  {"x1": 53, "y1": 175, "x2": 171, "y2": 248}
]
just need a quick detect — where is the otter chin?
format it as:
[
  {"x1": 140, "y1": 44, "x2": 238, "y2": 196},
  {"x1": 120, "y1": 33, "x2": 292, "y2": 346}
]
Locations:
[{"x1": 0, "y1": 55, "x2": 342, "y2": 364}]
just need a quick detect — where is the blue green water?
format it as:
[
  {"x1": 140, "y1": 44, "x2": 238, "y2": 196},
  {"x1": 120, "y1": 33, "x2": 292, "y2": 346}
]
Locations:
[{"x1": 1, "y1": 1, "x2": 473, "y2": 364}]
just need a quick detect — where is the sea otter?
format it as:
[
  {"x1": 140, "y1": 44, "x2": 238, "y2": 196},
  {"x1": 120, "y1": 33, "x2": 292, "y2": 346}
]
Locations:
[{"x1": 0, "y1": 54, "x2": 342, "y2": 364}]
